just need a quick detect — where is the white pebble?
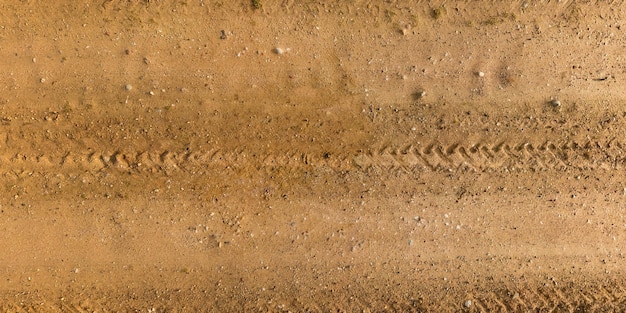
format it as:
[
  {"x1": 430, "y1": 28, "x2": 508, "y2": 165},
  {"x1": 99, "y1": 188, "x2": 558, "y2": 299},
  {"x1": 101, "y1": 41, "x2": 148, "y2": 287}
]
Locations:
[
  {"x1": 125, "y1": 84, "x2": 133, "y2": 91},
  {"x1": 273, "y1": 47, "x2": 284, "y2": 55},
  {"x1": 478, "y1": 71, "x2": 485, "y2": 77},
  {"x1": 464, "y1": 300, "x2": 472, "y2": 308},
  {"x1": 414, "y1": 90, "x2": 426, "y2": 100}
]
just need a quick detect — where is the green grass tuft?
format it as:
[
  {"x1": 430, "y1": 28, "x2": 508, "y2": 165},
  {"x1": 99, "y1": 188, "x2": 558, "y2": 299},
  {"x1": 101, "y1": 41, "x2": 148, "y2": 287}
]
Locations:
[{"x1": 431, "y1": 6, "x2": 445, "y2": 19}]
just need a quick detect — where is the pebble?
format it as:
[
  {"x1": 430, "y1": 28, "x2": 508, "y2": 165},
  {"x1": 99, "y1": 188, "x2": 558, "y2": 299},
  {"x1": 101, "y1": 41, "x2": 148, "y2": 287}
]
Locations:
[
  {"x1": 550, "y1": 99, "x2": 561, "y2": 107},
  {"x1": 273, "y1": 47, "x2": 284, "y2": 55},
  {"x1": 464, "y1": 300, "x2": 472, "y2": 308},
  {"x1": 478, "y1": 71, "x2": 485, "y2": 77},
  {"x1": 125, "y1": 84, "x2": 133, "y2": 91},
  {"x1": 413, "y1": 90, "x2": 426, "y2": 100}
]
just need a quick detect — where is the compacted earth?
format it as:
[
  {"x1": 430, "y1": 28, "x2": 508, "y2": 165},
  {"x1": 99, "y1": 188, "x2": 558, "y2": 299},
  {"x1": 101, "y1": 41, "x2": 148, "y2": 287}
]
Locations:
[{"x1": 2, "y1": 0, "x2": 626, "y2": 311}]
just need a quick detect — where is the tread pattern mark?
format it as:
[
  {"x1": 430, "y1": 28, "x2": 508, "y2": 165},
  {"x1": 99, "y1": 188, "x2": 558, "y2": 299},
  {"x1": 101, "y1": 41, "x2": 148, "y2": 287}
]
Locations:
[
  {"x1": 1, "y1": 139, "x2": 625, "y2": 177},
  {"x1": 355, "y1": 140, "x2": 626, "y2": 172}
]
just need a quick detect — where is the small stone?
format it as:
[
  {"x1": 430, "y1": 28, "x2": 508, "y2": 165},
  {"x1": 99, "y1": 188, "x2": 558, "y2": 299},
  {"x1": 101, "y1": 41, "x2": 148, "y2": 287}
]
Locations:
[
  {"x1": 40, "y1": 78, "x2": 46, "y2": 83},
  {"x1": 273, "y1": 47, "x2": 284, "y2": 55},
  {"x1": 464, "y1": 300, "x2": 472, "y2": 308},
  {"x1": 413, "y1": 90, "x2": 426, "y2": 100},
  {"x1": 220, "y1": 30, "x2": 227, "y2": 40},
  {"x1": 149, "y1": 91, "x2": 155, "y2": 96},
  {"x1": 550, "y1": 99, "x2": 561, "y2": 107},
  {"x1": 125, "y1": 84, "x2": 133, "y2": 91},
  {"x1": 477, "y1": 71, "x2": 485, "y2": 77}
]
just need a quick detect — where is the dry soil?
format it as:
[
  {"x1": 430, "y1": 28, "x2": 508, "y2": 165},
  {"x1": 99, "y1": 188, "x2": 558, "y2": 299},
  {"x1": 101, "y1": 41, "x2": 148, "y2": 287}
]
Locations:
[{"x1": 2, "y1": 0, "x2": 626, "y2": 312}]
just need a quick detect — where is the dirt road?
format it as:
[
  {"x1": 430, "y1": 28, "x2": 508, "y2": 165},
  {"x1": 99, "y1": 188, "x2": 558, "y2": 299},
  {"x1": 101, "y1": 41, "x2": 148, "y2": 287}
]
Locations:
[{"x1": 2, "y1": 1, "x2": 626, "y2": 311}]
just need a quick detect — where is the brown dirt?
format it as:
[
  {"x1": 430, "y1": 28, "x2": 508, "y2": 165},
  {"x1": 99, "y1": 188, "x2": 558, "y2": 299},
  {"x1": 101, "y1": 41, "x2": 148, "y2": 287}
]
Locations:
[{"x1": 2, "y1": 0, "x2": 626, "y2": 311}]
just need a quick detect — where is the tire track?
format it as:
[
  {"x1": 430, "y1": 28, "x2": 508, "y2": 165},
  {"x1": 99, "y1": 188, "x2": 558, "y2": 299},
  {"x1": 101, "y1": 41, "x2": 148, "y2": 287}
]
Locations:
[
  {"x1": 3, "y1": 285, "x2": 626, "y2": 312},
  {"x1": 469, "y1": 285, "x2": 626, "y2": 312},
  {"x1": 1, "y1": 139, "x2": 625, "y2": 177},
  {"x1": 355, "y1": 140, "x2": 626, "y2": 172}
]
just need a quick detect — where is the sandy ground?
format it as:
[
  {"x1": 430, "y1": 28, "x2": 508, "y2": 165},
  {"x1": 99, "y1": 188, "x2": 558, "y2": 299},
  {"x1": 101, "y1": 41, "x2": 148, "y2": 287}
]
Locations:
[{"x1": 2, "y1": 0, "x2": 626, "y2": 311}]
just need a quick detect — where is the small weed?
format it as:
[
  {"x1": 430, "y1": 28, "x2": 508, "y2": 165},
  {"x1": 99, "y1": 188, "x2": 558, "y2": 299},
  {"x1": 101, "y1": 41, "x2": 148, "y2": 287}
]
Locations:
[
  {"x1": 251, "y1": 0, "x2": 262, "y2": 9},
  {"x1": 384, "y1": 9, "x2": 396, "y2": 23},
  {"x1": 498, "y1": 71, "x2": 515, "y2": 87},
  {"x1": 62, "y1": 102, "x2": 73, "y2": 114},
  {"x1": 484, "y1": 17, "x2": 499, "y2": 25},
  {"x1": 431, "y1": 6, "x2": 445, "y2": 19},
  {"x1": 483, "y1": 13, "x2": 516, "y2": 26},
  {"x1": 562, "y1": 5, "x2": 582, "y2": 24}
]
